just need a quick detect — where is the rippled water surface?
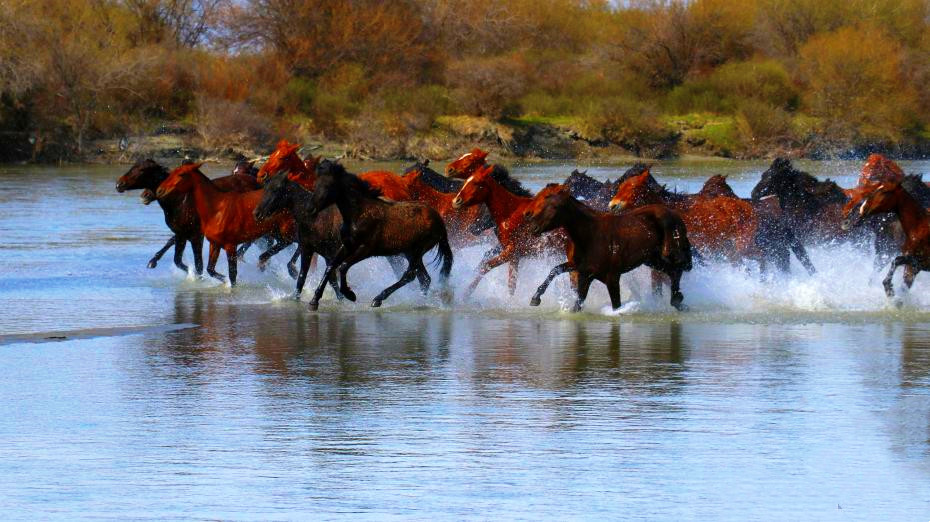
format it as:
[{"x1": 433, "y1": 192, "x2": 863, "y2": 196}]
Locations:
[{"x1": 1, "y1": 160, "x2": 929, "y2": 519}]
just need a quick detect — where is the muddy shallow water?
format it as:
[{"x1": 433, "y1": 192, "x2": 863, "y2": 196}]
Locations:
[{"x1": 0, "y1": 160, "x2": 928, "y2": 519}]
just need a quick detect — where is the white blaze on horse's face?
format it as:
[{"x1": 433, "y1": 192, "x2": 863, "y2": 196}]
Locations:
[
  {"x1": 457, "y1": 152, "x2": 473, "y2": 162},
  {"x1": 452, "y1": 175, "x2": 474, "y2": 208}
]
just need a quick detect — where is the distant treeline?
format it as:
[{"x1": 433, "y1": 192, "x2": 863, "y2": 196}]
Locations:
[{"x1": 1, "y1": 0, "x2": 928, "y2": 161}]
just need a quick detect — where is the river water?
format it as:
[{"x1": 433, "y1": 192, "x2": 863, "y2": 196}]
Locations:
[{"x1": 0, "y1": 160, "x2": 928, "y2": 519}]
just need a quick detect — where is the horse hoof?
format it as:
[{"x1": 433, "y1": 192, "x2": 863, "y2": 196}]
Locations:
[
  {"x1": 530, "y1": 296, "x2": 541, "y2": 307},
  {"x1": 292, "y1": 293, "x2": 301, "y2": 301},
  {"x1": 342, "y1": 289, "x2": 357, "y2": 302},
  {"x1": 147, "y1": 260, "x2": 157, "y2": 269},
  {"x1": 570, "y1": 304, "x2": 583, "y2": 313},
  {"x1": 308, "y1": 301, "x2": 319, "y2": 311},
  {"x1": 894, "y1": 298, "x2": 904, "y2": 309},
  {"x1": 287, "y1": 267, "x2": 299, "y2": 279},
  {"x1": 371, "y1": 299, "x2": 382, "y2": 308}
]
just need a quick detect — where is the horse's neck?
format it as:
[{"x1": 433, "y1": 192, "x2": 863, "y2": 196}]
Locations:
[
  {"x1": 187, "y1": 175, "x2": 224, "y2": 224},
  {"x1": 891, "y1": 189, "x2": 929, "y2": 236},
  {"x1": 485, "y1": 182, "x2": 531, "y2": 225},
  {"x1": 558, "y1": 202, "x2": 597, "y2": 246},
  {"x1": 410, "y1": 180, "x2": 448, "y2": 206},
  {"x1": 334, "y1": 190, "x2": 380, "y2": 228}
]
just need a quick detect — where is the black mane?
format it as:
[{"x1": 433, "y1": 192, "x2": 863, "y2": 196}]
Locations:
[
  {"x1": 901, "y1": 173, "x2": 930, "y2": 207},
  {"x1": 318, "y1": 160, "x2": 383, "y2": 199},
  {"x1": 404, "y1": 161, "x2": 463, "y2": 193},
  {"x1": 489, "y1": 164, "x2": 531, "y2": 197},
  {"x1": 617, "y1": 163, "x2": 653, "y2": 184}
]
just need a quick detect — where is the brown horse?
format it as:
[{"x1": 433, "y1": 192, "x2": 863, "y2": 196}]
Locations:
[
  {"x1": 525, "y1": 186, "x2": 692, "y2": 311},
  {"x1": 445, "y1": 148, "x2": 489, "y2": 179},
  {"x1": 303, "y1": 160, "x2": 453, "y2": 310},
  {"x1": 842, "y1": 180, "x2": 930, "y2": 298},
  {"x1": 609, "y1": 169, "x2": 760, "y2": 264},
  {"x1": 116, "y1": 159, "x2": 260, "y2": 274},
  {"x1": 155, "y1": 163, "x2": 295, "y2": 286},
  {"x1": 451, "y1": 164, "x2": 567, "y2": 295},
  {"x1": 401, "y1": 161, "x2": 495, "y2": 248}
]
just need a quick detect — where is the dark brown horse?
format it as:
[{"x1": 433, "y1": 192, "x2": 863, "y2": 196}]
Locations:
[
  {"x1": 254, "y1": 171, "x2": 345, "y2": 300},
  {"x1": 526, "y1": 186, "x2": 692, "y2": 311},
  {"x1": 303, "y1": 160, "x2": 453, "y2": 310},
  {"x1": 116, "y1": 158, "x2": 259, "y2": 274}
]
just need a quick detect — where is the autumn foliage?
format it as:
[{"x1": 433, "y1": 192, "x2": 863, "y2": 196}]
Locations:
[{"x1": 0, "y1": 0, "x2": 928, "y2": 160}]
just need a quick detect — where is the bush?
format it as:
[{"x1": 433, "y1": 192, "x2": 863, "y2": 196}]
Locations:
[
  {"x1": 194, "y1": 96, "x2": 273, "y2": 152},
  {"x1": 734, "y1": 99, "x2": 795, "y2": 155},
  {"x1": 445, "y1": 54, "x2": 529, "y2": 119},
  {"x1": 581, "y1": 97, "x2": 680, "y2": 158},
  {"x1": 666, "y1": 59, "x2": 798, "y2": 114}
]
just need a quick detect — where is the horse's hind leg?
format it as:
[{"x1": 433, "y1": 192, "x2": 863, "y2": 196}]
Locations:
[
  {"x1": 309, "y1": 247, "x2": 348, "y2": 311},
  {"x1": 148, "y1": 236, "x2": 176, "y2": 269},
  {"x1": 172, "y1": 236, "x2": 189, "y2": 273},
  {"x1": 372, "y1": 257, "x2": 420, "y2": 307},
  {"x1": 650, "y1": 270, "x2": 666, "y2": 296},
  {"x1": 387, "y1": 256, "x2": 406, "y2": 278},
  {"x1": 236, "y1": 241, "x2": 252, "y2": 258},
  {"x1": 530, "y1": 262, "x2": 575, "y2": 306},
  {"x1": 882, "y1": 255, "x2": 913, "y2": 298},
  {"x1": 206, "y1": 242, "x2": 226, "y2": 282},
  {"x1": 190, "y1": 235, "x2": 204, "y2": 275},
  {"x1": 415, "y1": 261, "x2": 431, "y2": 295}
]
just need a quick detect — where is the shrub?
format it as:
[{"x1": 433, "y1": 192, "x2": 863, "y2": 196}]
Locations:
[
  {"x1": 194, "y1": 96, "x2": 272, "y2": 152},
  {"x1": 581, "y1": 97, "x2": 680, "y2": 158},
  {"x1": 445, "y1": 54, "x2": 529, "y2": 119}
]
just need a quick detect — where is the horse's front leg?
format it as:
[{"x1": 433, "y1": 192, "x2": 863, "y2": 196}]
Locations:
[
  {"x1": 507, "y1": 258, "x2": 520, "y2": 295},
  {"x1": 190, "y1": 234, "x2": 205, "y2": 275},
  {"x1": 309, "y1": 247, "x2": 348, "y2": 311},
  {"x1": 172, "y1": 236, "x2": 189, "y2": 273},
  {"x1": 530, "y1": 262, "x2": 576, "y2": 306},
  {"x1": 294, "y1": 245, "x2": 314, "y2": 300},
  {"x1": 466, "y1": 246, "x2": 514, "y2": 297},
  {"x1": 372, "y1": 257, "x2": 423, "y2": 307},
  {"x1": 336, "y1": 245, "x2": 375, "y2": 303},
  {"x1": 571, "y1": 273, "x2": 594, "y2": 312},
  {"x1": 607, "y1": 277, "x2": 622, "y2": 310},
  {"x1": 257, "y1": 238, "x2": 290, "y2": 271},
  {"x1": 286, "y1": 249, "x2": 300, "y2": 279},
  {"x1": 148, "y1": 235, "x2": 176, "y2": 269},
  {"x1": 224, "y1": 245, "x2": 238, "y2": 287}
]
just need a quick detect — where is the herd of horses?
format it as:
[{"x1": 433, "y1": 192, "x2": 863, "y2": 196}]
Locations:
[{"x1": 116, "y1": 141, "x2": 930, "y2": 312}]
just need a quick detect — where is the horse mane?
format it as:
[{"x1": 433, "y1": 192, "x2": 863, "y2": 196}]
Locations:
[
  {"x1": 137, "y1": 158, "x2": 169, "y2": 180},
  {"x1": 489, "y1": 164, "x2": 531, "y2": 197},
  {"x1": 617, "y1": 163, "x2": 653, "y2": 184},
  {"x1": 700, "y1": 175, "x2": 738, "y2": 199},
  {"x1": 319, "y1": 160, "x2": 383, "y2": 199},
  {"x1": 404, "y1": 161, "x2": 462, "y2": 193}
]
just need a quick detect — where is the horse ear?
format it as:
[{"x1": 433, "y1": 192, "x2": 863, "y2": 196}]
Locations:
[
  {"x1": 473, "y1": 148, "x2": 488, "y2": 160},
  {"x1": 285, "y1": 143, "x2": 301, "y2": 156},
  {"x1": 277, "y1": 138, "x2": 290, "y2": 149}
]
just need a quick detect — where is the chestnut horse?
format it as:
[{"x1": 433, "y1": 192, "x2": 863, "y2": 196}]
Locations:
[
  {"x1": 525, "y1": 186, "x2": 692, "y2": 311},
  {"x1": 842, "y1": 181, "x2": 930, "y2": 298},
  {"x1": 116, "y1": 159, "x2": 260, "y2": 273},
  {"x1": 451, "y1": 164, "x2": 567, "y2": 296},
  {"x1": 401, "y1": 160, "x2": 495, "y2": 247},
  {"x1": 155, "y1": 163, "x2": 295, "y2": 286},
  {"x1": 303, "y1": 161, "x2": 453, "y2": 310},
  {"x1": 609, "y1": 169, "x2": 760, "y2": 264}
]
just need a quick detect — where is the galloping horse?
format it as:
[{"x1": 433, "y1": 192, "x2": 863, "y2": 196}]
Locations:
[
  {"x1": 155, "y1": 163, "x2": 296, "y2": 286},
  {"x1": 116, "y1": 159, "x2": 260, "y2": 273},
  {"x1": 401, "y1": 160, "x2": 495, "y2": 247},
  {"x1": 562, "y1": 169, "x2": 622, "y2": 211},
  {"x1": 451, "y1": 165, "x2": 567, "y2": 295},
  {"x1": 609, "y1": 169, "x2": 760, "y2": 264},
  {"x1": 525, "y1": 186, "x2": 692, "y2": 311},
  {"x1": 842, "y1": 180, "x2": 930, "y2": 299},
  {"x1": 303, "y1": 161, "x2": 453, "y2": 310}
]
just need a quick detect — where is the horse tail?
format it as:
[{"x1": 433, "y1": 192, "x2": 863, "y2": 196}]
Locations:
[{"x1": 431, "y1": 229, "x2": 454, "y2": 279}]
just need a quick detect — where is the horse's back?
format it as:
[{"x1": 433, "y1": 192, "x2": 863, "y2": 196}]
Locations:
[
  {"x1": 213, "y1": 174, "x2": 261, "y2": 192},
  {"x1": 361, "y1": 171, "x2": 410, "y2": 201}
]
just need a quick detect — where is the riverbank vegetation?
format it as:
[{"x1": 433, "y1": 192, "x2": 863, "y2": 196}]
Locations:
[{"x1": 1, "y1": 0, "x2": 928, "y2": 162}]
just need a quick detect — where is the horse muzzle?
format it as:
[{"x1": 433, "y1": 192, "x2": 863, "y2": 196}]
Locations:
[
  {"x1": 154, "y1": 187, "x2": 169, "y2": 199},
  {"x1": 115, "y1": 182, "x2": 127, "y2": 193}
]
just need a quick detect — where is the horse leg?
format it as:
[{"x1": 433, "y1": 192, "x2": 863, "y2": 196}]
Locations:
[
  {"x1": 372, "y1": 257, "x2": 420, "y2": 307},
  {"x1": 507, "y1": 258, "x2": 520, "y2": 295},
  {"x1": 789, "y1": 232, "x2": 816, "y2": 275},
  {"x1": 236, "y1": 241, "x2": 252, "y2": 258},
  {"x1": 386, "y1": 255, "x2": 406, "y2": 278},
  {"x1": 225, "y1": 245, "x2": 238, "y2": 287},
  {"x1": 206, "y1": 242, "x2": 226, "y2": 282},
  {"x1": 651, "y1": 270, "x2": 665, "y2": 296},
  {"x1": 148, "y1": 236, "x2": 176, "y2": 269},
  {"x1": 191, "y1": 234, "x2": 204, "y2": 275},
  {"x1": 309, "y1": 247, "x2": 348, "y2": 311},
  {"x1": 903, "y1": 263, "x2": 920, "y2": 291},
  {"x1": 530, "y1": 262, "x2": 575, "y2": 306},
  {"x1": 415, "y1": 261, "x2": 432, "y2": 295},
  {"x1": 571, "y1": 273, "x2": 594, "y2": 312},
  {"x1": 336, "y1": 245, "x2": 375, "y2": 303},
  {"x1": 466, "y1": 246, "x2": 514, "y2": 297},
  {"x1": 607, "y1": 277, "x2": 622, "y2": 310},
  {"x1": 287, "y1": 249, "x2": 300, "y2": 279},
  {"x1": 668, "y1": 269, "x2": 685, "y2": 311},
  {"x1": 294, "y1": 245, "x2": 314, "y2": 300},
  {"x1": 257, "y1": 239, "x2": 290, "y2": 271},
  {"x1": 882, "y1": 255, "x2": 913, "y2": 298},
  {"x1": 172, "y1": 236, "x2": 189, "y2": 273},
  {"x1": 479, "y1": 245, "x2": 503, "y2": 266}
]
